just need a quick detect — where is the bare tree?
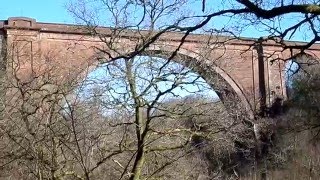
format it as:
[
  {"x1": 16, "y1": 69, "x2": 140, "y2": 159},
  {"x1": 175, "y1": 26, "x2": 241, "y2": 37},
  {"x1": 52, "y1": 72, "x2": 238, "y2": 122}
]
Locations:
[
  {"x1": 73, "y1": 55, "x2": 239, "y2": 179},
  {"x1": 65, "y1": 1, "x2": 320, "y2": 179},
  {"x1": 0, "y1": 41, "x2": 121, "y2": 179},
  {"x1": 68, "y1": 0, "x2": 320, "y2": 61},
  {"x1": 4, "y1": 0, "x2": 320, "y2": 179},
  {"x1": 0, "y1": 40, "x2": 245, "y2": 179}
]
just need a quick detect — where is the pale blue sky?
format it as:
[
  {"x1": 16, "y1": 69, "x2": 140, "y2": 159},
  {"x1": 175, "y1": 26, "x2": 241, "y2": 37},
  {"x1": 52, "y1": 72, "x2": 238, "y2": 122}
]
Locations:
[{"x1": 0, "y1": 0, "x2": 73, "y2": 23}]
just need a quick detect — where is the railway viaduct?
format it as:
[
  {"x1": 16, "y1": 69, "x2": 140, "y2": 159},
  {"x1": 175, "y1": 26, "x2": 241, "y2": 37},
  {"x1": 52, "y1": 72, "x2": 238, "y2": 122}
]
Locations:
[{"x1": 1, "y1": 17, "x2": 320, "y2": 119}]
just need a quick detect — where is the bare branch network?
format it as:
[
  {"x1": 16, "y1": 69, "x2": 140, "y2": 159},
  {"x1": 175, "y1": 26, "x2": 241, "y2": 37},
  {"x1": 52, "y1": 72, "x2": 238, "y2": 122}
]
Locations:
[{"x1": 1, "y1": 0, "x2": 320, "y2": 180}]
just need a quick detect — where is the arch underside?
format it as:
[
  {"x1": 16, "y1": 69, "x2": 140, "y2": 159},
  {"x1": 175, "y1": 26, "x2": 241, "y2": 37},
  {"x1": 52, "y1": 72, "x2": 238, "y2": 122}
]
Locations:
[
  {"x1": 285, "y1": 52, "x2": 320, "y2": 86},
  {"x1": 285, "y1": 52, "x2": 320, "y2": 97},
  {"x1": 292, "y1": 53, "x2": 319, "y2": 68},
  {"x1": 139, "y1": 50, "x2": 254, "y2": 120}
]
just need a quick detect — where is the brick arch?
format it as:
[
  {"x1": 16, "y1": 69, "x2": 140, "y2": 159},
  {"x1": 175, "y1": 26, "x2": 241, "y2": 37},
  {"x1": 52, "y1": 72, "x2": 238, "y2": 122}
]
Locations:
[
  {"x1": 5, "y1": 17, "x2": 320, "y2": 120},
  {"x1": 284, "y1": 52, "x2": 320, "y2": 97},
  {"x1": 290, "y1": 52, "x2": 319, "y2": 66},
  {"x1": 284, "y1": 52, "x2": 320, "y2": 81},
  {"x1": 84, "y1": 46, "x2": 254, "y2": 119},
  {"x1": 143, "y1": 48, "x2": 254, "y2": 119}
]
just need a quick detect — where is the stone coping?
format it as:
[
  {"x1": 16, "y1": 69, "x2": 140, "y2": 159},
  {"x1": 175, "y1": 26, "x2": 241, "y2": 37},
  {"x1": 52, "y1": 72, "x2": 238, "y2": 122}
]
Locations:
[{"x1": 0, "y1": 17, "x2": 319, "y2": 50}]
